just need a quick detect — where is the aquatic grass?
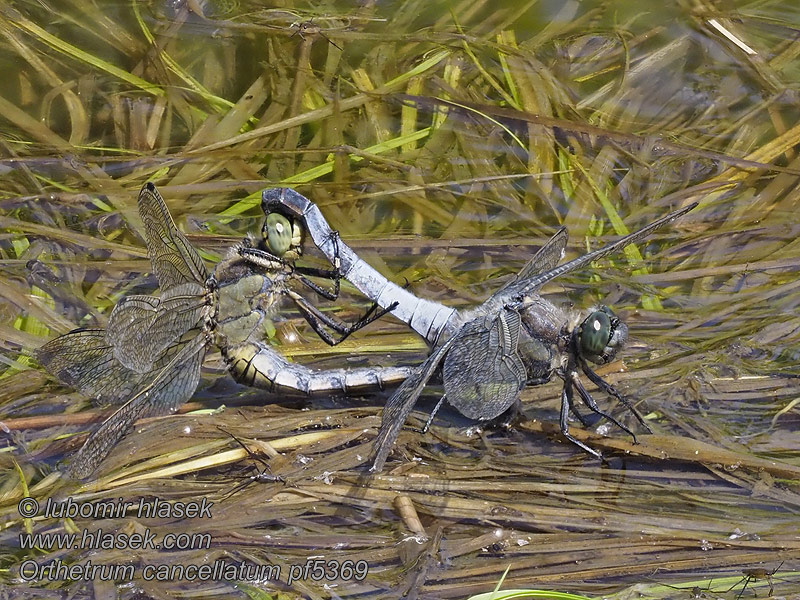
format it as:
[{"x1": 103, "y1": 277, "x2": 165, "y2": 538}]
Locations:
[
  {"x1": 184, "y1": 48, "x2": 452, "y2": 157},
  {"x1": 86, "y1": 428, "x2": 373, "y2": 490},
  {"x1": 0, "y1": 93, "x2": 76, "y2": 152},
  {"x1": 468, "y1": 591, "x2": 595, "y2": 600},
  {"x1": 2, "y1": 7, "x2": 164, "y2": 97},
  {"x1": 496, "y1": 32, "x2": 522, "y2": 108},
  {"x1": 131, "y1": 2, "x2": 236, "y2": 114},
  {"x1": 220, "y1": 128, "x2": 432, "y2": 215},
  {"x1": 561, "y1": 151, "x2": 665, "y2": 310},
  {"x1": 11, "y1": 461, "x2": 33, "y2": 536},
  {"x1": 457, "y1": 33, "x2": 519, "y2": 110}
]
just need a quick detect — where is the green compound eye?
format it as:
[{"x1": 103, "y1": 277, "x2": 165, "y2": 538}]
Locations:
[
  {"x1": 264, "y1": 213, "x2": 293, "y2": 257},
  {"x1": 580, "y1": 310, "x2": 612, "y2": 358}
]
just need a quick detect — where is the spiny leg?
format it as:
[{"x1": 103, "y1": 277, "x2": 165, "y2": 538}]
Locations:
[
  {"x1": 244, "y1": 226, "x2": 399, "y2": 344},
  {"x1": 292, "y1": 265, "x2": 341, "y2": 278},
  {"x1": 764, "y1": 562, "x2": 783, "y2": 596},
  {"x1": 242, "y1": 232, "x2": 394, "y2": 342},
  {"x1": 220, "y1": 475, "x2": 256, "y2": 501},
  {"x1": 579, "y1": 357, "x2": 652, "y2": 433},
  {"x1": 570, "y1": 373, "x2": 637, "y2": 442},
  {"x1": 318, "y1": 31, "x2": 342, "y2": 51},
  {"x1": 287, "y1": 289, "x2": 398, "y2": 346},
  {"x1": 239, "y1": 245, "x2": 286, "y2": 270},
  {"x1": 525, "y1": 376, "x2": 554, "y2": 386},
  {"x1": 293, "y1": 269, "x2": 340, "y2": 301},
  {"x1": 290, "y1": 289, "x2": 394, "y2": 334},
  {"x1": 291, "y1": 230, "x2": 345, "y2": 301},
  {"x1": 218, "y1": 427, "x2": 275, "y2": 472},
  {"x1": 730, "y1": 575, "x2": 751, "y2": 600},
  {"x1": 527, "y1": 372, "x2": 593, "y2": 428},
  {"x1": 564, "y1": 384, "x2": 596, "y2": 428},
  {"x1": 240, "y1": 232, "x2": 348, "y2": 302},
  {"x1": 559, "y1": 380, "x2": 603, "y2": 460}
]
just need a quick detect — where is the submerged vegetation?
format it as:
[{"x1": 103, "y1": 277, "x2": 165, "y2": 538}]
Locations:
[{"x1": 0, "y1": 0, "x2": 799, "y2": 597}]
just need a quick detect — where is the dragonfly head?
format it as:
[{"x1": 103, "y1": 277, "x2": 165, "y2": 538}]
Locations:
[
  {"x1": 575, "y1": 306, "x2": 627, "y2": 365},
  {"x1": 260, "y1": 211, "x2": 303, "y2": 259}
]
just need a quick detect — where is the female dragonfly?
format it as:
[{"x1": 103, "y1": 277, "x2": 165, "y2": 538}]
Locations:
[{"x1": 37, "y1": 183, "x2": 412, "y2": 478}]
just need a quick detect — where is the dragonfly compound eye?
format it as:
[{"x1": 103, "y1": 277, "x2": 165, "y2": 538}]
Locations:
[
  {"x1": 578, "y1": 307, "x2": 626, "y2": 364},
  {"x1": 264, "y1": 213, "x2": 293, "y2": 256}
]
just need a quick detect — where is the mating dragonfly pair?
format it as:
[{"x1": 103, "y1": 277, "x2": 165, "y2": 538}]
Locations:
[{"x1": 37, "y1": 183, "x2": 695, "y2": 477}]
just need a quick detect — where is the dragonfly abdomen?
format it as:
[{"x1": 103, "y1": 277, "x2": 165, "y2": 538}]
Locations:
[
  {"x1": 224, "y1": 342, "x2": 413, "y2": 395},
  {"x1": 261, "y1": 187, "x2": 458, "y2": 346}
]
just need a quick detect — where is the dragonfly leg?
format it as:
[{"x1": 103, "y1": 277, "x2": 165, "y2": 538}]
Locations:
[
  {"x1": 728, "y1": 576, "x2": 750, "y2": 600},
  {"x1": 523, "y1": 373, "x2": 598, "y2": 425},
  {"x1": 419, "y1": 394, "x2": 447, "y2": 434},
  {"x1": 292, "y1": 272, "x2": 340, "y2": 301},
  {"x1": 238, "y1": 245, "x2": 286, "y2": 270},
  {"x1": 543, "y1": 366, "x2": 594, "y2": 426},
  {"x1": 559, "y1": 381, "x2": 603, "y2": 460},
  {"x1": 294, "y1": 264, "x2": 341, "y2": 279},
  {"x1": 242, "y1": 229, "x2": 345, "y2": 301},
  {"x1": 570, "y1": 373, "x2": 637, "y2": 442},
  {"x1": 291, "y1": 231, "x2": 344, "y2": 301},
  {"x1": 287, "y1": 289, "x2": 398, "y2": 345},
  {"x1": 579, "y1": 359, "x2": 652, "y2": 433},
  {"x1": 563, "y1": 385, "x2": 597, "y2": 428},
  {"x1": 218, "y1": 427, "x2": 274, "y2": 472}
]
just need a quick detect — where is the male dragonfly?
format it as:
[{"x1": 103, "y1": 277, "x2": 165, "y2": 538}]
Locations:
[
  {"x1": 265, "y1": 188, "x2": 697, "y2": 471},
  {"x1": 37, "y1": 183, "x2": 412, "y2": 478}
]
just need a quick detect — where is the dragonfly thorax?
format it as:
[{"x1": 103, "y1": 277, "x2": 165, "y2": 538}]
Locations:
[
  {"x1": 518, "y1": 295, "x2": 569, "y2": 349},
  {"x1": 213, "y1": 252, "x2": 288, "y2": 346}
]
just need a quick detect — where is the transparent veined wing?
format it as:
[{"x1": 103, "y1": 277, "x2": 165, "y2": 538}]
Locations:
[
  {"x1": 65, "y1": 331, "x2": 207, "y2": 479},
  {"x1": 489, "y1": 227, "x2": 568, "y2": 303},
  {"x1": 36, "y1": 329, "x2": 147, "y2": 405},
  {"x1": 509, "y1": 203, "x2": 697, "y2": 303},
  {"x1": 105, "y1": 282, "x2": 207, "y2": 372},
  {"x1": 442, "y1": 309, "x2": 527, "y2": 420},
  {"x1": 137, "y1": 182, "x2": 208, "y2": 290},
  {"x1": 371, "y1": 338, "x2": 455, "y2": 472}
]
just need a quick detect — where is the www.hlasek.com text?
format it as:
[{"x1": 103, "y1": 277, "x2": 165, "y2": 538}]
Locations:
[{"x1": 20, "y1": 526, "x2": 211, "y2": 551}]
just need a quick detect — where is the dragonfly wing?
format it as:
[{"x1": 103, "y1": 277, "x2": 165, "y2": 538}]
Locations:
[
  {"x1": 36, "y1": 329, "x2": 146, "y2": 405},
  {"x1": 137, "y1": 182, "x2": 208, "y2": 289},
  {"x1": 442, "y1": 309, "x2": 526, "y2": 420},
  {"x1": 106, "y1": 282, "x2": 206, "y2": 372},
  {"x1": 371, "y1": 339, "x2": 454, "y2": 472},
  {"x1": 510, "y1": 203, "x2": 697, "y2": 301},
  {"x1": 490, "y1": 227, "x2": 568, "y2": 301},
  {"x1": 65, "y1": 332, "x2": 207, "y2": 479}
]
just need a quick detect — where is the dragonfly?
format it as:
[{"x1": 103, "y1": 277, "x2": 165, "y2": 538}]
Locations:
[
  {"x1": 265, "y1": 187, "x2": 697, "y2": 471},
  {"x1": 37, "y1": 182, "x2": 413, "y2": 478}
]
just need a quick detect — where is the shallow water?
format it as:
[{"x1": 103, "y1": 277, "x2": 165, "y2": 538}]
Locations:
[{"x1": 1, "y1": 0, "x2": 799, "y2": 598}]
